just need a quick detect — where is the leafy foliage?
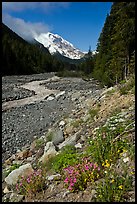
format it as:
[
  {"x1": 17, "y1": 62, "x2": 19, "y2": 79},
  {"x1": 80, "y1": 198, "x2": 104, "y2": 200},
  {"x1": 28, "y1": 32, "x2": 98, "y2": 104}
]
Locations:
[{"x1": 93, "y1": 2, "x2": 135, "y2": 87}]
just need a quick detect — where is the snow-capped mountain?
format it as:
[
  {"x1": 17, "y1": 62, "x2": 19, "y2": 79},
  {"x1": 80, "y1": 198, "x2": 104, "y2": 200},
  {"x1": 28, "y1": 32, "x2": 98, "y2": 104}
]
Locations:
[{"x1": 34, "y1": 32, "x2": 85, "y2": 60}]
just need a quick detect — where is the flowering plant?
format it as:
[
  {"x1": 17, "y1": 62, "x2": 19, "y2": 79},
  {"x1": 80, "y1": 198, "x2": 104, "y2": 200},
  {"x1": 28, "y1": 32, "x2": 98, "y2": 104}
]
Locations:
[
  {"x1": 63, "y1": 157, "x2": 101, "y2": 192},
  {"x1": 16, "y1": 168, "x2": 46, "y2": 197}
]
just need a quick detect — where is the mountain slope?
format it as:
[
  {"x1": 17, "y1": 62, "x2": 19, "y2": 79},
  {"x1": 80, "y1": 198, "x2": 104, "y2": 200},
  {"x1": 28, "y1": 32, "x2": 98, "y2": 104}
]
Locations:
[
  {"x1": 3, "y1": 23, "x2": 76, "y2": 75},
  {"x1": 35, "y1": 32, "x2": 85, "y2": 60}
]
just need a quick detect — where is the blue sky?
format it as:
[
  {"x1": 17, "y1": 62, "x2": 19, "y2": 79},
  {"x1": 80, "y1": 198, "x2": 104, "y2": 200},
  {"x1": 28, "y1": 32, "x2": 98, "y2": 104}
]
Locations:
[{"x1": 2, "y1": 2, "x2": 112, "y2": 52}]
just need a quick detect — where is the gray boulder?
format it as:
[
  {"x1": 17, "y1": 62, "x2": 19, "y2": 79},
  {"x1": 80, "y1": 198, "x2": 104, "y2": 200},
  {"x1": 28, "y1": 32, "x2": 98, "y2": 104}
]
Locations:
[
  {"x1": 5, "y1": 163, "x2": 34, "y2": 186},
  {"x1": 39, "y1": 141, "x2": 57, "y2": 163},
  {"x1": 58, "y1": 131, "x2": 81, "y2": 150},
  {"x1": 46, "y1": 129, "x2": 64, "y2": 146}
]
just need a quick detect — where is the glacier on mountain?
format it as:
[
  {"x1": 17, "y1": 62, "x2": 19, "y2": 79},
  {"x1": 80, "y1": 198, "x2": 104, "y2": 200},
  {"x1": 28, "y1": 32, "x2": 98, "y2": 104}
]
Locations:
[{"x1": 34, "y1": 32, "x2": 85, "y2": 60}]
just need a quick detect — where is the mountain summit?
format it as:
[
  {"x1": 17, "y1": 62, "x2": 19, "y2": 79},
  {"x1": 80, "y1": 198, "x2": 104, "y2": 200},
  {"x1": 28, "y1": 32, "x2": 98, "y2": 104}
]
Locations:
[{"x1": 34, "y1": 32, "x2": 85, "y2": 59}]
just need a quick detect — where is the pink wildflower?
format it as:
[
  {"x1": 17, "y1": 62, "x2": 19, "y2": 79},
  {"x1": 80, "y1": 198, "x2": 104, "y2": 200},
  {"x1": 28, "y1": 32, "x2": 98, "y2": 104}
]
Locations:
[
  {"x1": 64, "y1": 177, "x2": 69, "y2": 183},
  {"x1": 75, "y1": 171, "x2": 79, "y2": 175},
  {"x1": 16, "y1": 183, "x2": 19, "y2": 191},
  {"x1": 27, "y1": 177, "x2": 31, "y2": 183},
  {"x1": 98, "y1": 167, "x2": 100, "y2": 171},
  {"x1": 73, "y1": 178, "x2": 77, "y2": 183},
  {"x1": 68, "y1": 186, "x2": 72, "y2": 191},
  {"x1": 94, "y1": 164, "x2": 97, "y2": 169},
  {"x1": 84, "y1": 164, "x2": 89, "y2": 170},
  {"x1": 70, "y1": 182, "x2": 74, "y2": 186},
  {"x1": 20, "y1": 182, "x2": 23, "y2": 187}
]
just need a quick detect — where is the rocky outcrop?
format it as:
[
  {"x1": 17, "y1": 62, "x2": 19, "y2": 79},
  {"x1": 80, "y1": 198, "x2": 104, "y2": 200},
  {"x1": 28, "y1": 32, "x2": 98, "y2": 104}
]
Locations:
[
  {"x1": 5, "y1": 163, "x2": 34, "y2": 186},
  {"x1": 39, "y1": 142, "x2": 57, "y2": 163}
]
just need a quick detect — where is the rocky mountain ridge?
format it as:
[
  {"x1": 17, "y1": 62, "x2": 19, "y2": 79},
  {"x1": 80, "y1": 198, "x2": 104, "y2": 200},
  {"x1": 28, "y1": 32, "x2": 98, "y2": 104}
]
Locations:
[{"x1": 34, "y1": 32, "x2": 85, "y2": 59}]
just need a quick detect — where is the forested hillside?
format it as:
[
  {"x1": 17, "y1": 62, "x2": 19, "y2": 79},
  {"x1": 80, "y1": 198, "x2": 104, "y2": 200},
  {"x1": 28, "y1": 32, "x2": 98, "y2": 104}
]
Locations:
[
  {"x1": 2, "y1": 23, "x2": 78, "y2": 76},
  {"x1": 92, "y1": 2, "x2": 135, "y2": 87}
]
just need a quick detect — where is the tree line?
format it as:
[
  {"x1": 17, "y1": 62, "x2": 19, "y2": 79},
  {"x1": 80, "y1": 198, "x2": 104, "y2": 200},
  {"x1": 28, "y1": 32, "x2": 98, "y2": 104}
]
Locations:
[{"x1": 91, "y1": 2, "x2": 135, "y2": 86}]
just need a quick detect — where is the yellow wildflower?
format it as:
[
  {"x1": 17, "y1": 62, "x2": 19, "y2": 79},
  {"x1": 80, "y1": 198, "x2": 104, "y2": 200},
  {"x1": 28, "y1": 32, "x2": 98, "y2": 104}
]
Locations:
[
  {"x1": 105, "y1": 162, "x2": 110, "y2": 168},
  {"x1": 122, "y1": 149, "x2": 127, "y2": 153},
  {"x1": 118, "y1": 185, "x2": 123, "y2": 190},
  {"x1": 111, "y1": 179, "x2": 115, "y2": 183},
  {"x1": 102, "y1": 162, "x2": 104, "y2": 166},
  {"x1": 130, "y1": 171, "x2": 134, "y2": 175}
]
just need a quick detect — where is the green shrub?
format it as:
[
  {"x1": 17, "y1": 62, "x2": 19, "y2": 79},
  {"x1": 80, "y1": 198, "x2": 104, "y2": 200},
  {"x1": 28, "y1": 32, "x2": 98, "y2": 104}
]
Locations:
[
  {"x1": 95, "y1": 169, "x2": 132, "y2": 202},
  {"x1": 35, "y1": 138, "x2": 45, "y2": 149},
  {"x1": 16, "y1": 167, "x2": 47, "y2": 198},
  {"x1": 88, "y1": 108, "x2": 99, "y2": 120},
  {"x1": 5, "y1": 163, "x2": 21, "y2": 177},
  {"x1": 46, "y1": 131, "x2": 54, "y2": 142},
  {"x1": 71, "y1": 119, "x2": 83, "y2": 128},
  {"x1": 119, "y1": 75, "x2": 135, "y2": 95},
  {"x1": 47, "y1": 145, "x2": 79, "y2": 173},
  {"x1": 86, "y1": 124, "x2": 130, "y2": 166}
]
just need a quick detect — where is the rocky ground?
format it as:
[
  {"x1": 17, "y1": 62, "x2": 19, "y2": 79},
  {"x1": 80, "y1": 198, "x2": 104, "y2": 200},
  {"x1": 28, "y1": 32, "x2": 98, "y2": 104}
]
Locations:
[
  {"x1": 2, "y1": 73, "x2": 135, "y2": 202},
  {"x1": 2, "y1": 73, "x2": 103, "y2": 162}
]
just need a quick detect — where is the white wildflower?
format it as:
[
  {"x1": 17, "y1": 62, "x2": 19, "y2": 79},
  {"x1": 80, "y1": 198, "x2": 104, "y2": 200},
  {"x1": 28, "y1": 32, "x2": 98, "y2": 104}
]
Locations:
[{"x1": 123, "y1": 157, "x2": 129, "y2": 163}]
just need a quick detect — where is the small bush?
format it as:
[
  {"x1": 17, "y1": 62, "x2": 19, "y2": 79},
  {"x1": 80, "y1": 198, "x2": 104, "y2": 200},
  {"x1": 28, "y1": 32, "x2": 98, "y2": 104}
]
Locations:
[
  {"x1": 16, "y1": 168, "x2": 47, "y2": 197},
  {"x1": 71, "y1": 119, "x2": 83, "y2": 128},
  {"x1": 63, "y1": 157, "x2": 102, "y2": 192},
  {"x1": 46, "y1": 131, "x2": 54, "y2": 142},
  {"x1": 35, "y1": 138, "x2": 45, "y2": 149},
  {"x1": 95, "y1": 169, "x2": 132, "y2": 202},
  {"x1": 48, "y1": 145, "x2": 79, "y2": 173},
  {"x1": 119, "y1": 75, "x2": 135, "y2": 95},
  {"x1": 86, "y1": 124, "x2": 130, "y2": 166},
  {"x1": 88, "y1": 108, "x2": 99, "y2": 120}
]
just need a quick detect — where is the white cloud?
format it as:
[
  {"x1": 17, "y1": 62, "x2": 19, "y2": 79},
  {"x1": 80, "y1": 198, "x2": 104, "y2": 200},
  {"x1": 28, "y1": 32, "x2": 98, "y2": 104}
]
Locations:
[
  {"x1": 2, "y1": 13, "x2": 52, "y2": 40},
  {"x1": 2, "y1": 2, "x2": 70, "y2": 13},
  {"x1": 2, "y1": 2, "x2": 70, "y2": 40}
]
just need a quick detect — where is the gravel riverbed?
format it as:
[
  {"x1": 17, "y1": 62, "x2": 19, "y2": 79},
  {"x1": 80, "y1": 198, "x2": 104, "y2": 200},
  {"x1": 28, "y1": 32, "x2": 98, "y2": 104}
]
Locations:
[{"x1": 2, "y1": 73, "x2": 103, "y2": 162}]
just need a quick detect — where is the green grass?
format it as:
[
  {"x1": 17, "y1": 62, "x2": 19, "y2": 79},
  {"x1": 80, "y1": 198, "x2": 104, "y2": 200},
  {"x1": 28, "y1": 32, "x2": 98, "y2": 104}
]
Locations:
[
  {"x1": 95, "y1": 169, "x2": 133, "y2": 202},
  {"x1": 4, "y1": 163, "x2": 21, "y2": 177},
  {"x1": 46, "y1": 131, "x2": 54, "y2": 142},
  {"x1": 71, "y1": 119, "x2": 83, "y2": 128},
  {"x1": 45, "y1": 145, "x2": 80, "y2": 173},
  {"x1": 35, "y1": 138, "x2": 45, "y2": 149},
  {"x1": 88, "y1": 108, "x2": 99, "y2": 120},
  {"x1": 119, "y1": 75, "x2": 135, "y2": 95}
]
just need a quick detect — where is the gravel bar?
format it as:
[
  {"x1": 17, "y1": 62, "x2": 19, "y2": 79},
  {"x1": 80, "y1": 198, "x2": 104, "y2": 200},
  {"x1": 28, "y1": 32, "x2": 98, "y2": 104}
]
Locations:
[{"x1": 2, "y1": 73, "x2": 102, "y2": 162}]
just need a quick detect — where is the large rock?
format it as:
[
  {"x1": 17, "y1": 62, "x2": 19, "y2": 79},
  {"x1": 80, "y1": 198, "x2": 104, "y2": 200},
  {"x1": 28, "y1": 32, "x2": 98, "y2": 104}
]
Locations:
[
  {"x1": 39, "y1": 141, "x2": 57, "y2": 163},
  {"x1": 55, "y1": 91, "x2": 65, "y2": 99},
  {"x1": 10, "y1": 193, "x2": 24, "y2": 202},
  {"x1": 5, "y1": 163, "x2": 34, "y2": 186},
  {"x1": 46, "y1": 129, "x2": 64, "y2": 145},
  {"x1": 58, "y1": 131, "x2": 81, "y2": 150}
]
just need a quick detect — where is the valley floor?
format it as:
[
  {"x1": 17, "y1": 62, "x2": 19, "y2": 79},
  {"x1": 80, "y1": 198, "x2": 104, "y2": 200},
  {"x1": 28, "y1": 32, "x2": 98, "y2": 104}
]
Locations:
[{"x1": 2, "y1": 73, "x2": 135, "y2": 202}]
